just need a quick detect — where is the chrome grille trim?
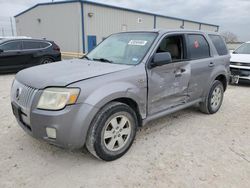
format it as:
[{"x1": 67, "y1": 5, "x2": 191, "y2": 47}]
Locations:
[
  {"x1": 11, "y1": 80, "x2": 37, "y2": 109},
  {"x1": 230, "y1": 62, "x2": 250, "y2": 67}
]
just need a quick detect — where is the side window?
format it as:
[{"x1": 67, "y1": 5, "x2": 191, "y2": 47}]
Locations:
[
  {"x1": 156, "y1": 35, "x2": 184, "y2": 62},
  {"x1": 23, "y1": 41, "x2": 41, "y2": 50},
  {"x1": 187, "y1": 34, "x2": 210, "y2": 59},
  {"x1": 0, "y1": 41, "x2": 22, "y2": 51},
  {"x1": 40, "y1": 42, "x2": 50, "y2": 48},
  {"x1": 208, "y1": 34, "x2": 228, "y2": 56}
]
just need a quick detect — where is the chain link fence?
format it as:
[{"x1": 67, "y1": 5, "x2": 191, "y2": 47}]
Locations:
[{"x1": 0, "y1": 16, "x2": 16, "y2": 37}]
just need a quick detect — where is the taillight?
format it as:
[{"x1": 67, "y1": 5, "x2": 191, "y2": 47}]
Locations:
[{"x1": 53, "y1": 43, "x2": 60, "y2": 52}]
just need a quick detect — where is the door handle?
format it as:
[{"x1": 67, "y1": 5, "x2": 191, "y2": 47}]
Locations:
[
  {"x1": 180, "y1": 68, "x2": 186, "y2": 73},
  {"x1": 209, "y1": 62, "x2": 215, "y2": 67},
  {"x1": 175, "y1": 69, "x2": 186, "y2": 77}
]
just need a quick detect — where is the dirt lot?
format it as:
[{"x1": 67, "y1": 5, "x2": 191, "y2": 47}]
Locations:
[{"x1": 0, "y1": 74, "x2": 250, "y2": 188}]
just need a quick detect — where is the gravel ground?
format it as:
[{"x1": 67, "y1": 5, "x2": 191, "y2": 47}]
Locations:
[{"x1": 0, "y1": 74, "x2": 250, "y2": 188}]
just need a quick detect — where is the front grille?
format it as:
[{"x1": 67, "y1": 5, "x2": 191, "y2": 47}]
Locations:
[
  {"x1": 230, "y1": 67, "x2": 250, "y2": 76},
  {"x1": 230, "y1": 62, "x2": 250, "y2": 67},
  {"x1": 12, "y1": 80, "x2": 37, "y2": 109}
]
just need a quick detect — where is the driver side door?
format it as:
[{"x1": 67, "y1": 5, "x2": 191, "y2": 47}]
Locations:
[
  {"x1": 147, "y1": 34, "x2": 191, "y2": 115},
  {"x1": 0, "y1": 40, "x2": 24, "y2": 71}
]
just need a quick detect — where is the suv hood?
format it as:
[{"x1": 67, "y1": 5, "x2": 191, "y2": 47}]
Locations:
[
  {"x1": 16, "y1": 59, "x2": 132, "y2": 89},
  {"x1": 231, "y1": 53, "x2": 250, "y2": 63}
]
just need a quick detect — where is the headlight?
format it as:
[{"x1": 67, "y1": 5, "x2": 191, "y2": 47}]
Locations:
[{"x1": 37, "y1": 88, "x2": 80, "y2": 110}]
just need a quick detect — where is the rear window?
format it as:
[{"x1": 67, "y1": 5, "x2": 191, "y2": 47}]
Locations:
[
  {"x1": 209, "y1": 34, "x2": 228, "y2": 56},
  {"x1": 187, "y1": 34, "x2": 210, "y2": 59},
  {"x1": 23, "y1": 41, "x2": 41, "y2": 49}
]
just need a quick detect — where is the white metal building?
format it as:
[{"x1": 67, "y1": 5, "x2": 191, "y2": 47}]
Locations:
[{"x1": 15, "y1": 0, "x2": 219, "y2": 53}]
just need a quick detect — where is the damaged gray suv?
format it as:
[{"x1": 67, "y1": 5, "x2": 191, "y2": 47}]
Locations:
[{"x1": 11, "y1": 30, "x2": 230, "y2": 161}]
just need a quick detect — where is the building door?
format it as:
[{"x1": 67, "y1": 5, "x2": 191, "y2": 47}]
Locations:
[{"x1": 87, "y1": 35, "x2": 97, "y2": 52}]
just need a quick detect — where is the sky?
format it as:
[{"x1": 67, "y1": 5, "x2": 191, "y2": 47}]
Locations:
[{"x1": 0, "y1": 0, "x2": 249, "y2": 41}]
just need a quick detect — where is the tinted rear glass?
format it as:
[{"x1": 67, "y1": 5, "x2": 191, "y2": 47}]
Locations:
[
  {"x1": 187, "y1": 34, "x2": 210, "y2": 59},
  {"x1": 209, "y1": 34, "x2": 228, "y2": 56},
  {"x1": 23, "y1": 41, "x2": 41, "y2": 49},
  {"x1": 0, "y1": 41, "x2": 22, "y2": 51},
  {"x1": 40, "y1": 42, "x2": 50, "y2": 48}
]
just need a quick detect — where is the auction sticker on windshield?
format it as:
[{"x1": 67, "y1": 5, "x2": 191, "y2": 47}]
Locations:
[{"x1": 128, "y1": 40, "x2": 148, "y2": 46}]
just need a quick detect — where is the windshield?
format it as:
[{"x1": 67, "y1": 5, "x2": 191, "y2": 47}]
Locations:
[
  {"x1": 87, "y1": 32, "x2": 157, "y2": 65},
  {"x1": 234, "y1": 43, "x2": 250, "y2": 54}
]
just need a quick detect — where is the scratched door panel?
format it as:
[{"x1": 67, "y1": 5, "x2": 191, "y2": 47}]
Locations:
[{"x1": 147, "y1": 61, "x2": 190, "y2": 115}]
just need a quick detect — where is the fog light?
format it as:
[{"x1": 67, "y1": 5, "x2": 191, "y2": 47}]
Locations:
[{"x1": 46, "y1": 127, "x2": 56, "y2": 139}]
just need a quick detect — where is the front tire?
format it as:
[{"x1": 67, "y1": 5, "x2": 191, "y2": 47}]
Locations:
[
  {"x1": 86, "y1": 102, "x2": 138, "y2": 161},
  {"x1": 199, "y1": 80, "x2": 224, "y2": 114}
]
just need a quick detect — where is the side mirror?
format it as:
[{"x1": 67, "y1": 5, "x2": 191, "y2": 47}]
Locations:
[
  {"x1": 151, "y1": 52, "x2": 172, "y2": 67},
  {"x1": 0, "y1": 49, "x2": 3, "y2": 53}
]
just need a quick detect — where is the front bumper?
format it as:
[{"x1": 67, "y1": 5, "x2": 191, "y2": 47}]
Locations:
[
  {"x1": 11, "y1": 80, "x2": 99, "y2": 149},
  {"x1": 12, "y1": 102, "x2": 98, "y2": 149},
  {"x1": 230, "y1": 65, "x2": 250, "y2": 82}
]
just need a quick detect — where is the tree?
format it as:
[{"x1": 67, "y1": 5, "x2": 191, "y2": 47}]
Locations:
[{"x1": 220, "y1": 31, "x2": 238, "y2": 43}]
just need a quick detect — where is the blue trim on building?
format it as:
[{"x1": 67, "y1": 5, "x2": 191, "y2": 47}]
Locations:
[
  {"x1": 80, "y1": 1, "x2": 85, "y2": 53},
  {"x1": 14, "y1": 0, "x2": 219, "y2": 28},
  {"x1": 153, "y1": 15, "x2": 156, "y2": 29}
]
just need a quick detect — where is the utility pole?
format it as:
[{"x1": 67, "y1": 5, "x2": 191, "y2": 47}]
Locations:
[
  {"x1": 10, "y1": 17, "x2": 14, "y2": 36},
  {"x1": 1, "y1": 28, "x2": 4, "y2": 36}
]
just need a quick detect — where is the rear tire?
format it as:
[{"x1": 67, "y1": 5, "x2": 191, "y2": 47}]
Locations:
[
  {"x1": 86, "y1": 102, "x2": 138, "y2": 161},
  {"x1": 199, "y1": 80, "x2": 224, "y2": 114},
  {"x1": 39, "y1": 57, "x2": 53, "y2": 64}
]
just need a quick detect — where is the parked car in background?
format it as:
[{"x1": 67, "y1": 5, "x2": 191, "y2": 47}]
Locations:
[
  {"x1": 11, "y1": 30, "x2": 230, "y2": 161},
  {"x1": 0, "y1": 38, "x2": 61, "y2": 73},
  {"x1": 0, "y1": 36, "x2": 31, "y2": 40},
  {"x1": 230, "y1": 41, "x2": 250, "y2": 83}
]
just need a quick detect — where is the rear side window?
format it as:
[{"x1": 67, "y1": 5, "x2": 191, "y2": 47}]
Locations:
[
  {"x1": 187, "y1": 34, "x2": 210, "y2": 59},
  {"x1": 0, "y1": 41, "x2": 22, "y2": 51},
  {"x1": 40, "y1": 42, "x2": 50, "y2": 48},
  {"x1": 209, "y1": 35, "x2": 228, "y2": 56},
  {"x1": 23, "y1": 41, "x2": 41, "y2": 50}
]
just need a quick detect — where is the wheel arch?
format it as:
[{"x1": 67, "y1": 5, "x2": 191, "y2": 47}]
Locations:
[
  {"x1": 40, "y1": 55, "x2": 56, "y2": 62},
  {"x1": 90, "y1": 96, "x2": 143, "y2": 128},
  {"x1": 112, "y1": 97, "x2": 143, "y2": 127},
  {"x1": 214, "y1": 74, "x2": 227, "y2": 91}
]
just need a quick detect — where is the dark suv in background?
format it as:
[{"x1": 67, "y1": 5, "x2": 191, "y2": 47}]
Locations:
[{"x1": 0, "y1": 38, "x2": 61, "y2": 73}]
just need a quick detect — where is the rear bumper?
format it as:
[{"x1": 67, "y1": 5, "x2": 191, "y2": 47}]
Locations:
[{"x1": 54, "y1": 53, "x2": 61, "y2": 61}]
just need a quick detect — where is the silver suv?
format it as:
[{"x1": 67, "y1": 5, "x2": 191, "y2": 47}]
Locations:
[{"x1": 11, "y1": 30, "x2": 230, "y2": 161}]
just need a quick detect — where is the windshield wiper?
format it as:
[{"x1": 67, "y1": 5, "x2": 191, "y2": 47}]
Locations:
[{"x1": 93, "y1": 58, "x2": 113, "y2": 63}]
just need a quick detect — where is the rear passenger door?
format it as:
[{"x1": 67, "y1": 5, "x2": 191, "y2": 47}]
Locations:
[
  {"x1": 21, "y1": 40, "x2": 43, "y2": 68},
  {"x1": 186, "y1": 34, "x2": 214, "y2": 100}
]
